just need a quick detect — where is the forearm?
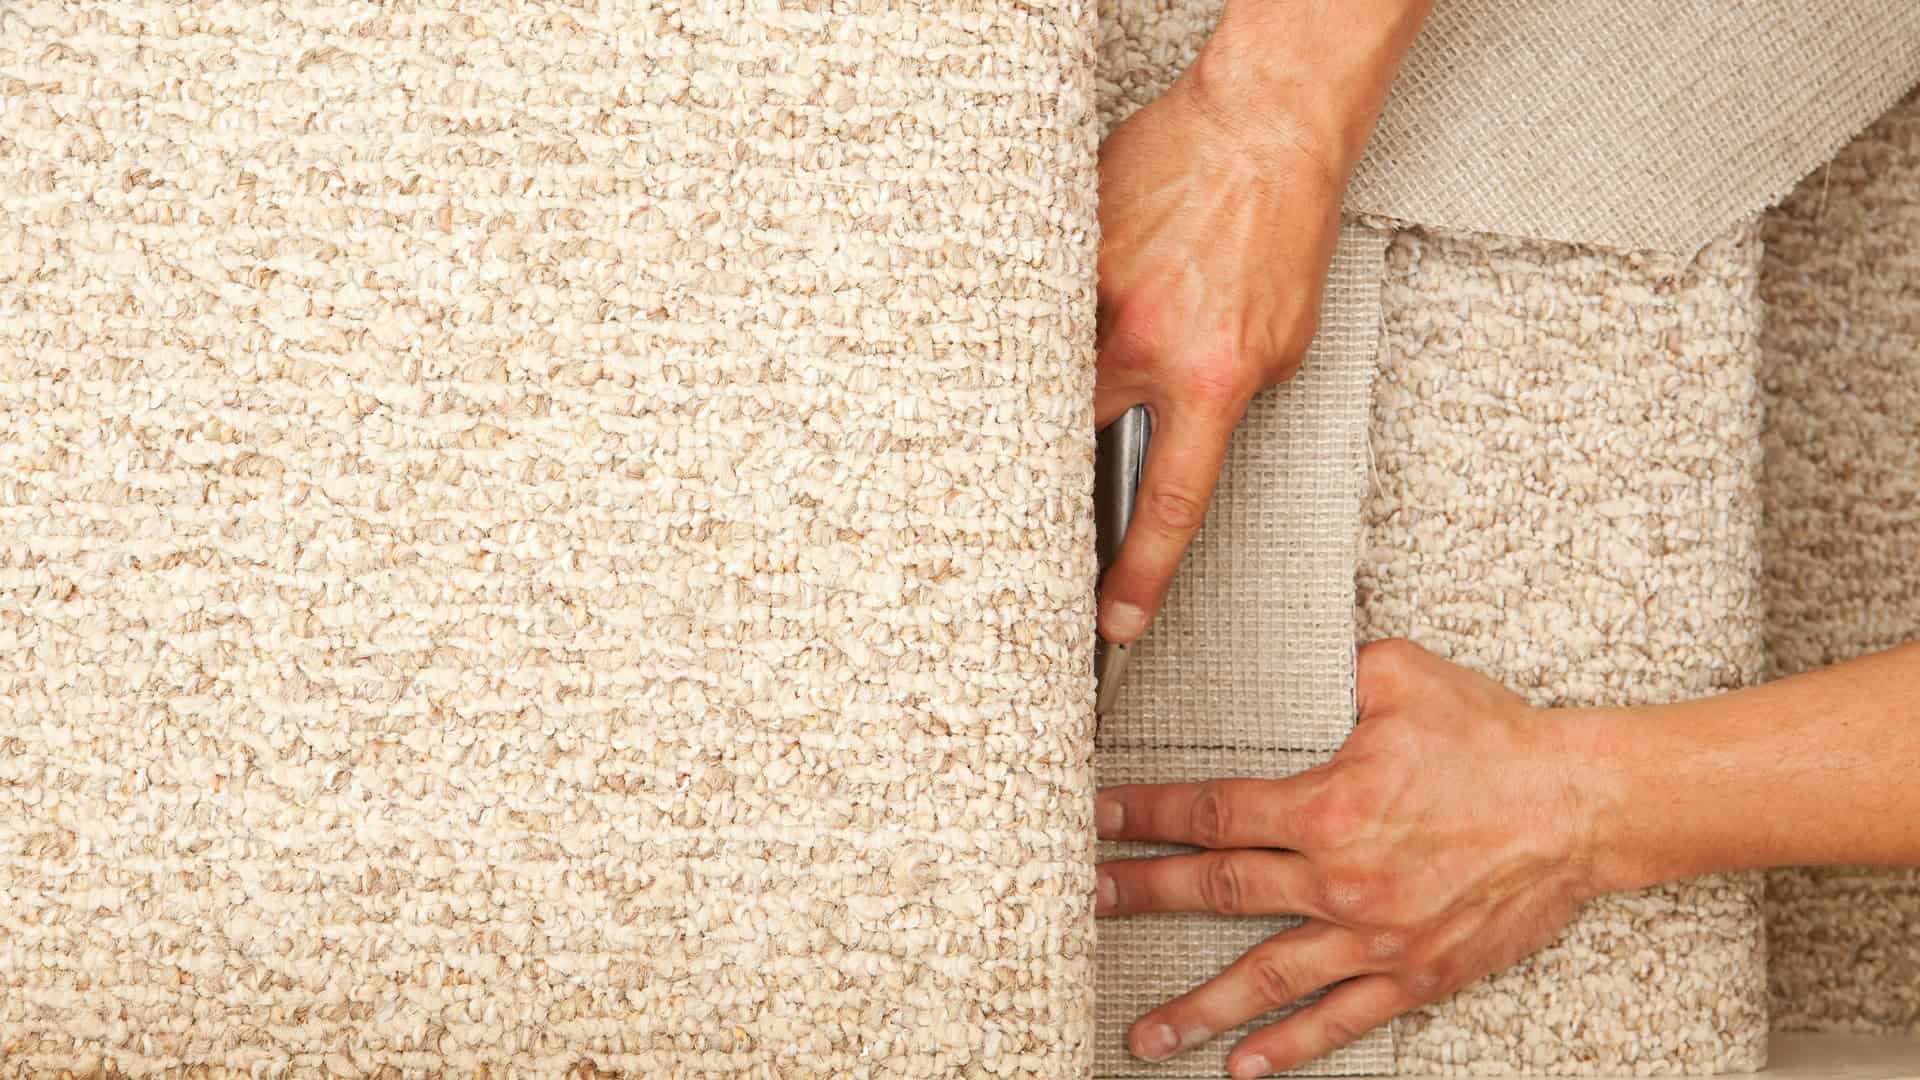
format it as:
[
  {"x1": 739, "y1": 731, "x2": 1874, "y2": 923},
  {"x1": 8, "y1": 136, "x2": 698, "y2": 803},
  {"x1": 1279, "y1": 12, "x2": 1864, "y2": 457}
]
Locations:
[
  {"x1": 1185, "y1": 0, "x2": 1435, "y2": 176},
  {"x1": 1573, "y1": 641, "x2": 1920, "y2": 894}
]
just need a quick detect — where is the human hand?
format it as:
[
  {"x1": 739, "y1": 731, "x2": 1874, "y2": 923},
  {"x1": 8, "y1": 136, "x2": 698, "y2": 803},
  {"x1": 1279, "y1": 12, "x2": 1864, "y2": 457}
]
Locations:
[
  {"x1": 1093, "y1": 639, "x2": 1597, "y2": 1077},
  {"x1": 1093, "y1": 0, "x2": 1430, "y2": 646},
  {"x1": 1091, "y1": 72, "x2": 1344, "y2": 646}
]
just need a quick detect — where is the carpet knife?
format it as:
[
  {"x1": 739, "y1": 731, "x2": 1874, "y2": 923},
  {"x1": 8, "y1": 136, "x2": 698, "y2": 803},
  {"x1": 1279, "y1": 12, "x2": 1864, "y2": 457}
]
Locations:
[{"x1": 1094, "y1": 404, "x2": 1151, "y2": 721}]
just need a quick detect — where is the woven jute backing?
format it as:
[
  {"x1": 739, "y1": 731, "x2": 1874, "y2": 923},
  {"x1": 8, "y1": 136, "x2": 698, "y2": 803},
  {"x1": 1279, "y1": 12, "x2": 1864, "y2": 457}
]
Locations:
[
  {"x1": 1093, "y1": 225, "x2": 1394, "y2": 1078},
  {"x1": 1099, "y1": 0, "x2": 1920, "y2": 254},
  {"x1": 1760, "y1": 87, "x2": 1920, "y2": 1039},
  {"x1": 0, "y1": 0, "x2": 1102, "y2": 1074}
]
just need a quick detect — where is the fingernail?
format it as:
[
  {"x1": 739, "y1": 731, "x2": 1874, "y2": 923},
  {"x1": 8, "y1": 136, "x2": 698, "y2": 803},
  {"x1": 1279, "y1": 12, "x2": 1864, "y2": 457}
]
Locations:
[
  {"x1": 1096, "y1": 872, "x2": 1118, "y2": 914},
  {"x1": 1095, "y1": 797, "x2": 1123, "y2": 837},
  {"x1": 1136, "y1": 1023, "x2": 1179, "y2": 1061},
  {"x1": 1231, "y1": 1054, "x2": 1273, "y2": 1078},
  {"x1": 1100, "y1": 601, "x2": 1147, "y2": 642}
]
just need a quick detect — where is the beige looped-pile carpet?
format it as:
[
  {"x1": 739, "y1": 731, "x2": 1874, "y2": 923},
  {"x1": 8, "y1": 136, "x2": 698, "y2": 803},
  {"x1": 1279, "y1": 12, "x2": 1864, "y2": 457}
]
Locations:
[{"x1": 1, "y1": 0, "x2": 1101, "y2": 1074}]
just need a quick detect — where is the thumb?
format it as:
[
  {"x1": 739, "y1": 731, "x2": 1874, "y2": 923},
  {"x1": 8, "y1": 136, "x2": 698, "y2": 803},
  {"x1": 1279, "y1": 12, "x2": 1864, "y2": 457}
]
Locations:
[{"x1": 1098, "y1": 400, "x2": 1236, "y2": 644}]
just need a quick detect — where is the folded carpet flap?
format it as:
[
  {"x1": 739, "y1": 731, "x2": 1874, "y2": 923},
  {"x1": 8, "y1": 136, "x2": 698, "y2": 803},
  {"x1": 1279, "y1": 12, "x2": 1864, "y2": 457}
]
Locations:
[{"x1": 1100, "y1": 0, "x2": 1920, "y2": 255}]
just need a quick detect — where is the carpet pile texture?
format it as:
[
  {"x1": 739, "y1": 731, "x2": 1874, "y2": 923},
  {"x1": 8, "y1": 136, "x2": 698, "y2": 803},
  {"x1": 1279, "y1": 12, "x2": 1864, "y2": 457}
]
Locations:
[
  {"x1": 1359, "y1": 225, "x2": 1773, "y2": 1074},
  {"x1": 0, "y1": 0, "x2": 1101, "y2": 1074},
  {"x1": 1760, "y1": 87, "x2": 1920, "y2": 1040},
  {"x1": 6, "y1": 0, "x2": 1920, "y2": 1075}
]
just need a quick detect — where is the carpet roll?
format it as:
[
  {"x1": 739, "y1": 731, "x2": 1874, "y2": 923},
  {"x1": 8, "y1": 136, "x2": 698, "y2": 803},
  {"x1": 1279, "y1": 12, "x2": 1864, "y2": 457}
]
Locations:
[{"x1": 0, "y1": 1, "x2": 1102, "y2": 1074}]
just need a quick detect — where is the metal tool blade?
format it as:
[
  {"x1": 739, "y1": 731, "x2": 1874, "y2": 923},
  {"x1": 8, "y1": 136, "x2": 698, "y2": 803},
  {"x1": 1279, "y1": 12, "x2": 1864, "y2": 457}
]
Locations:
[{"x1": 1094, "y1": 405, "x2": 1151, "y2": 718}]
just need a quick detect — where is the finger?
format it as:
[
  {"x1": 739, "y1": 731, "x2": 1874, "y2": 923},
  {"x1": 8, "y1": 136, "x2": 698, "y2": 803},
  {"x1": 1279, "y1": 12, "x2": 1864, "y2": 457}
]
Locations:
[
  {"x1": 1094, "y1": 382, "x2": 1146, "y2": 431},
  {"x1": 1097, "y1": 777, "x2": 1320, "y2": 850},
  {"x1": 1126, "y1": 921, "x2": 1372, "y2": 1065},
  {"x1": 1097, "y1": 400, "x2": 1236, "y2": 644},
  {"x1": 1097, "y1": 850, "x2": 1324, "y2": 918},
  {"x1": 1224, "y1": 974, "x2": 1412, "y2": 1078},
  {"x1": 1093, "y1": 307, "x2": 1154, "y2": 429}
]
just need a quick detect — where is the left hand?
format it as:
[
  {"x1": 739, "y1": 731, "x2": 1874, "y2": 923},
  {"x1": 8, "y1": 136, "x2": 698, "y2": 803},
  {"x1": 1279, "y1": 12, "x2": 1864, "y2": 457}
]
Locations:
[{"x1": 1094, "y1": 639, "x2": 1599, "y2": 1077}]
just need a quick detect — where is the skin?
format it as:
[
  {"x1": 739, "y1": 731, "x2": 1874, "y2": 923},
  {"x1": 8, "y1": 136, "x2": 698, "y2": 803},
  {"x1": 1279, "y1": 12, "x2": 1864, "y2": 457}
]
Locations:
[
  {"x1": 1095, "y1": 2, "x2": 1920, "y2": 1076},
  {"x1": 1094, "y1": 0, "x2": 1433, "y2": 644},
  {"x1": 1100, "y1": 639, "x2": 1920, "y2": 1077}
]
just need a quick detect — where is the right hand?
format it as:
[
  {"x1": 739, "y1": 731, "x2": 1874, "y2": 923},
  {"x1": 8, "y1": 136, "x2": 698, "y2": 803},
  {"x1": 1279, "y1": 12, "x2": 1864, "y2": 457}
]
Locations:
[{"x1": 1093, "y1": 0, "x2": 1427, "y2": 644}]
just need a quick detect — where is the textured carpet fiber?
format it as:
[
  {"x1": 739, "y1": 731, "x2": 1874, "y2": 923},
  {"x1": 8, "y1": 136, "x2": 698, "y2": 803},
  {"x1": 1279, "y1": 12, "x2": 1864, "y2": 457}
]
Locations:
[
  {"x1": 1761, "y1": 87, "x2": 1920, "y2": 1038},
  {"x1": 7, "y1": 0, "x2": 1919, "y2": 1072},
  {"x1": 0, "y1": 1, "x2": 1101, "y2": 1074},
  {"x1": 1360, "y1": 226, "x2": 1773, "y2": 1074}
]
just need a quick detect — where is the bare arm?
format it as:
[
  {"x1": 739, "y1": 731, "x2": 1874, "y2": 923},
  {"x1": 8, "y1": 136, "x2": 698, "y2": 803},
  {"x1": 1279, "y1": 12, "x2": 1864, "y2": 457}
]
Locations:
[{"x1": 1583, "y1": 641, "x2": 1920, "y2": 891}]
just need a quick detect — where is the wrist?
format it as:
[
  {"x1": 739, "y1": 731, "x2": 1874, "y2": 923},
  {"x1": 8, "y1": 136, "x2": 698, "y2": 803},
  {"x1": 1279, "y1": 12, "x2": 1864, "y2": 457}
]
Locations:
[
  {"x1": 1539, "y1": 706, "x2": 1652, "y2": 899},
  {"x1": 1183, "y1": 0, "x2": 1432, "y2": 178}
]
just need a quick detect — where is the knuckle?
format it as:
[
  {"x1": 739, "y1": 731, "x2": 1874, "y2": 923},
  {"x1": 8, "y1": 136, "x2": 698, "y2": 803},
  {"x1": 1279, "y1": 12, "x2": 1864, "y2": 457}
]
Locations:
[
  {"x1": 1318, "y1": 1013, "x2": 1368, "y2": 1050},
  {"x1": 1182, "y1": 361, "x2": 1257, "y2": 417},
  {"x1": 1357, "y1": 637, "x2": 1425, "y2": 693},
  {"x1": 1368, "y1": 931, "x2": 1407, "y2": 960},
  {"x1": 1147, "y1": 481, "x2": 1210, "y2": 533},
  {"x1": 1247, "y1": 949, "x2": 1303, "y2": 1007},
  {"x1": 1097, "y1": 297, "x2": 1165, "y2": 373},
  {"x1": 1102, "y1": 320, "x2": 1159, "y2": 374},
  {"x1": 1199, "y1": 853, "x2": 1247, "y2": 915},
  {"x1": 1299, "y1": 784, "x2": 1366, "y2": 850},
  {"x1": 1320, "y1": 876, "x2": 1368, "y2": 919},
  {"x1": 1414, "y1": 950, "x2": 1469, "y2": 999},
  {"x1": 1188, "y1": 783, "x2": 1230, "y2": 847},
  {"x1": 1407, "y1": 968, "x2": 1445, "y2": 1001}
]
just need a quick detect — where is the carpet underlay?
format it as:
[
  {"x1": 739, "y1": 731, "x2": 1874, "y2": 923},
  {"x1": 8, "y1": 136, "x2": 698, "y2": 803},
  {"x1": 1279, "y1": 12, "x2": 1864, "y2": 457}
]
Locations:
[{"x1": 1760, "y1": 88, "x2": 1920, "y2": 1038}]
